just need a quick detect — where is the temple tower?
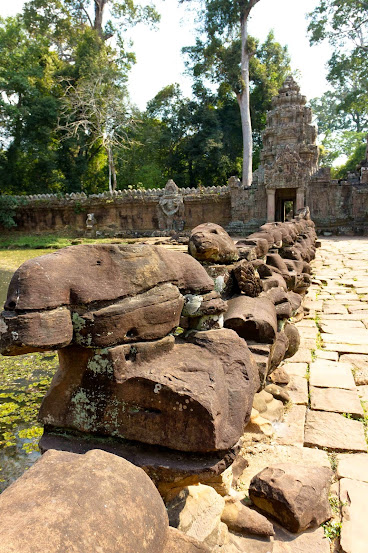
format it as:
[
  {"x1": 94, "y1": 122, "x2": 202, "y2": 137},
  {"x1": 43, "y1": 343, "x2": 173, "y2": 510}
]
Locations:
[{"x1": 256, "y1": 76, "x2": 319, "y2": 222}]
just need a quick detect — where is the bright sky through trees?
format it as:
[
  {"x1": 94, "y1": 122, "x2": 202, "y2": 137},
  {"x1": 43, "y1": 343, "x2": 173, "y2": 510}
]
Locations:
[{"x1": 2, "y1": 0, "x2": 331, "y2": 109}]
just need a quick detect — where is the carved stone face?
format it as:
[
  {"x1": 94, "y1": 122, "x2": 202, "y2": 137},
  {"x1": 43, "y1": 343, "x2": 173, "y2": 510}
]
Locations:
[{"x1": 188, "y1": 223, "x2": 239, "y2": 264}]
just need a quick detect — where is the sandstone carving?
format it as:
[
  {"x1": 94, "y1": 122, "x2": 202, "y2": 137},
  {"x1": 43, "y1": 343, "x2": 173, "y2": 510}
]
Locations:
[
  {"x1": 189, "y1": 223, "x2": 239, "y2": 263},
  {"x1": 158, "y1": 179, "x2": 185, "y2": 231}
]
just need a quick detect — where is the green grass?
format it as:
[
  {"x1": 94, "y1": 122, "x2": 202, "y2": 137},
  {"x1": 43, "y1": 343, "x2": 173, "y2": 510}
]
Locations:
[{"x1": 0, "y1": 233, "x2": 129, "y2": 251}]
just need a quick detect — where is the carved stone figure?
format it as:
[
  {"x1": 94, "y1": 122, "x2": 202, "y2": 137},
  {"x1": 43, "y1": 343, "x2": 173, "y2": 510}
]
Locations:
[
  {"x1": 158, "y1": 180, "x2": 185, "y2": 231},
  {"x1": 86, "y1": 213, "x2": 96, "y2": 229}
]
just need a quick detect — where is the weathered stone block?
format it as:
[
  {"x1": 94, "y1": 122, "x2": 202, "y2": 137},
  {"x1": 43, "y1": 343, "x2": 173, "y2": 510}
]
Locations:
[
  {"x1": 4, "y1": 244, "x2": 214, "y2": 311},
  {"x1": 224, "y1": 296, "x2": 277, "y2": 344},
  {"x1": 0, "y1": 449, "x2": 169, "y2": 553},
  {"x1": 0, "y1": 307, "x2": 73, "y2": 355},
  {"x1": 249, "y1": 464, "x2": 332, "y2": 533},
  {"x1": 39, "y1": 329, "x2": 259, "y2": 453}
]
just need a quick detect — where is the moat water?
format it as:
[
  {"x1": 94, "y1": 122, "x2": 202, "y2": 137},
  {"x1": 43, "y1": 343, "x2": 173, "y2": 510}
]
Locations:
[{"x1": 0, "y1": 263, "x2": 56, "y2": 492}]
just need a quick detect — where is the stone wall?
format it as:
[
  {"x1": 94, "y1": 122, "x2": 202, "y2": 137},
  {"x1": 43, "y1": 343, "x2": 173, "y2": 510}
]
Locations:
[{"x1": 7, "y1": 186, "x2": 231, "y2": 235}]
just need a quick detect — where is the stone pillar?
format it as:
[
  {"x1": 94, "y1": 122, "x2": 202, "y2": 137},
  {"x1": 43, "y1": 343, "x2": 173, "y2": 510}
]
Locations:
[
  {"x1": 267, "y1": 189, "x2": 276, "y2": 222},
  {"x1": 296, "y1": 188, "x2": 305, "y2": 211}
]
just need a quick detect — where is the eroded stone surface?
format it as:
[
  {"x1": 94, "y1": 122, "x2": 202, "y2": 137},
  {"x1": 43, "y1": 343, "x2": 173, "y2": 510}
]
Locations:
[
  {"x1": 189, "y1": 223, "x2": 239, "y2": 264},
  {"x1": 167, "y1": 484, "x2": 225, "y2": 547},
  {"x1": 249, "y1": 464, "x2": 332, "y2": 533},
  {"x1": 309, "y1": 360, "x2": 356, "y2": 390},
  {"x1": 310, "y1": 386, "x2": 364, "y2": 417},
  {"x1": 0, "y1": 449, "x2": 169, "y2": 553},
  {"x1": 39, "y1": 329, "x2": 259, "y2": 453},
  {"x1": 304, "y1": 411, "x2": 367, "y2": 452},
  {"x1": 340, "y1": 478, "x2": 368, "y2": 553},
  {"x1": 337, "y1": 453, "x2": 368, "y2": 482}
]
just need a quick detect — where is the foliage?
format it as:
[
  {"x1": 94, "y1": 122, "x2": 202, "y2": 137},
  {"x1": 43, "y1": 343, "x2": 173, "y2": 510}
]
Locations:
[
  {"x1": 0, "y1": 196, "x2": 27, "y2": 229},
  {"x1": 308, "y1": 1, "x2": 368, "y2": 164},
  {"x1": 308, "y1": 0, "x2": 368, "y2": 53},
  {"x1": 331, "y1": 139, "x2": 366, "y2": 179},
  {"x1": 0, "y1": 1, "x2": 159, "y2": 195},
  {"x1": 322, "y1": 519, "x2": 342, "y2": 541}
]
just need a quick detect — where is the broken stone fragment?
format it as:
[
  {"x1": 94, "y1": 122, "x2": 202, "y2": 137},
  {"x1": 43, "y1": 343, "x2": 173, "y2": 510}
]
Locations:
[
  {"x1": 261, "y1": 272, "x2": 288, "y2": 292},
  {"x1": 4, "y1": 243, "x2": 214, "y2": 312},
  {"x1": 265, "y1": 253, "x2": 290, "y2": 280},
  {"x1": 188, "y1": 223, "x2": 239, "y2": 264},
  {"x1": 269, "y1": 331, "x2": 289, "y2": 372},
  {"x1": 286, "y1": 291, "x2": 302, "y2": 314},
  {"x1": 233, "y1": 260, "x2": 262, "y2": 297},
  {"x1": 0, "y1": 449, "x2": 169, "y2": 553},
  {"x1": 167, "y1": 484, "x2": 226, "y2": 548},
  {"x1": 264, "y1": 384, "x2": 290, "y2": 404},
  {"x1": 249, "y1": 464, "x2": 333, "y2": 533},
  {"x1": 163, "y1": 528, "x2": 212, "y2": 553},
  {"x1": 224, "y1": 296, "x2": 277, "y2": 344},
  {"x1": 221, "y1": 499, "x2": 275, "y2": 536},
  {"x1": 268, "y1": 366, "x2": 290, "y2": 385},
  {"x1": 39, "y1": 329, "x2": 259, "y2": 453},
  {"x1": 262, "y1": 287, "x2": 288, "y2": 306},
  {"x1": 74, "y1": 283, "x2": 184, "y2": 347},
  {"x1": 236, "y1": 237, "x2": 269, "y2": 258},
  {"x1": 283, "y1": 322, "x2": 300, "y2": 359},
  {"x1": 275, "y1": 301, "x2": 293, "y2": 320},
  {"x1": 0, "y1": 307, "x2": 73, "y2": 355}
]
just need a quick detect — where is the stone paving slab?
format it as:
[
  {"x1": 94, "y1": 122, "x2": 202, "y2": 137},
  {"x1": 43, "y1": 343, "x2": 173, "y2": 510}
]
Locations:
[
  {"x1": 287, "y1": 349, "x2": 312, "y2": 364},
  {"x1": 297, "y1": 327, "x2": 319, "y2": 339},
  {"x1": 295, "y1": 320, "x2": 317, "y2": 328},
  {"x1": 282, "y1": 362, "x2": 308, "y2": 377},
  {"x1": 345, "y1": 309, "x2": 368, "y2": 317},
  {"x1": 276, "y1": 405, "x2": 306, "y2": 447},
  {"x1": 322, "y1": 303, "x2": 348, "y2": 314},
  {"x1": 314, "y1": 349, "x2": 339, "y2": 361},
  {"x1": 337, "y1": 453, "x2": 368, "y2": 482},
  {"x1": 357, "y1": 385, "x2": 368, "y2": 402},
  {"x1": 299, "y1": 338, "x2": 317, "y2": 350},
  {"x1": 322, "y1": 343, "x2": 368, "y2": 355},
  {"x1": 319, "y1": 320, "x2": 366, "y2": 332},
  {"x1": 285, "y1": 375, "x2": 308, "y2": 405},
  {"x1": 304, "y1": 411, "x2": 367, "y2": 452},
  {"x1": 309, "y1": 360, "x2": 356, "y2": 390},
  {"x1": 340, "y1": 478, "x2": 368, "y2": 553},
  {"x1": 321, "y1": 330, "x2": 368, "y2": 345},
  {"x1": 320, "y1": 313, "x2": 368, "y2": 320},
  {"x1": 310, "y1": 386, "x2": 364, "y2": 417},
  {"x1": 273, "y1": 525, "x2": 329, "y2": 553}
]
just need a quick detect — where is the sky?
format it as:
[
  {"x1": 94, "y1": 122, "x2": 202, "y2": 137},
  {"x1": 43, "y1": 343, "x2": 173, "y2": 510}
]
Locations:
[{"x1": 0, "y1": 0, "x2": 332, "y2": 110}]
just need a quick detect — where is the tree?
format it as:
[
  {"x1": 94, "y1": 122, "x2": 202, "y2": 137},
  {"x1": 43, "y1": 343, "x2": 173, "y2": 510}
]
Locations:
[
  {"x1": 308, "y1": 2, "x2": 368, "y2": 168},
  {"x1": 0, "y1": 1, "x2": 160, "y2": 195},
  {"x1": 308, "y1": 0, "x2": 368, "y2": 53},
  {"x1": 0, "y1": 15, "x2": 64, "y2": 194},
  {"x1": 59, "y1": 67, "x2": 135, "y2": 192},
  {"x1": 180, "y1": 0, "x2": 262, "y2": 187}
]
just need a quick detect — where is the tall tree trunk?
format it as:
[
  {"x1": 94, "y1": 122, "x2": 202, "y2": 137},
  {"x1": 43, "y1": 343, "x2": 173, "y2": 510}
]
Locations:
[
  {"x1": 108, "y1": 146, "x2": 117, "y2": 192},
  {"x1": 94, "y1": 0, "x2": 108, "y2": 38},
  {"x1": 238, "y1": 15, "x2": 253, "y2": 187}
]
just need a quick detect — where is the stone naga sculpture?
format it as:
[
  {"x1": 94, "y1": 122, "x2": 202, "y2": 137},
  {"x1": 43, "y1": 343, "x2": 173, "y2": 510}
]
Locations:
[{"x1": 0, "y1": 244, "x2": 259, "y2": 454}]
